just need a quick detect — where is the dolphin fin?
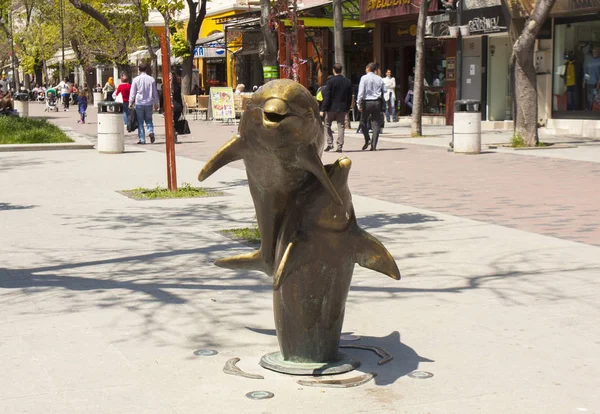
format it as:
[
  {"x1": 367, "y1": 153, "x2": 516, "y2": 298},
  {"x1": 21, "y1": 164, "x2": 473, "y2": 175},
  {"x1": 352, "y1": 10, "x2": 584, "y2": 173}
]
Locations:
[
  {"x1": 273, "y1": 241, "x2": 296, "y2": 291},
  {"x1": 353, "y1": 228, "x2": 401, "y2": 280},
  {"x1": 215, "y1": 250, "x2": 266, "y2": 273},
  {"x1": 198, "y1": 135, "x2": 246, "y2": 182},
  {"x1": 297, "y1": 144, "x2": 343, "y2": 205}
]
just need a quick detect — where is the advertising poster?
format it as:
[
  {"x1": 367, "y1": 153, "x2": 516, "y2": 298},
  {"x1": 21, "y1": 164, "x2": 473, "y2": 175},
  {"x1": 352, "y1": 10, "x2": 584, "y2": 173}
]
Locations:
[{"x1": 210, "y1": 87, "x2": 235, "y2": 120}]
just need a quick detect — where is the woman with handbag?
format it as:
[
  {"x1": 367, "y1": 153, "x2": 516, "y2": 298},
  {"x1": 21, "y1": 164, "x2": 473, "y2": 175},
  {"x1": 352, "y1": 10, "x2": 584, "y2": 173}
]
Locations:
[{"x1": 114, "y1": 74, "x2": 131, "y2": 126}]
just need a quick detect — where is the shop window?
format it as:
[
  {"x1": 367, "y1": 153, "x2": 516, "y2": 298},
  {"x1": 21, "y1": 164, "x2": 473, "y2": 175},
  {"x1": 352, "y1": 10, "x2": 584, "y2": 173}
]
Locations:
[
  {"x1": 420, "y1": 44, "x2": 446, "y2": 115},
  {"x1": 553, "y1": 19, "x2": 600, "y2": 115}
]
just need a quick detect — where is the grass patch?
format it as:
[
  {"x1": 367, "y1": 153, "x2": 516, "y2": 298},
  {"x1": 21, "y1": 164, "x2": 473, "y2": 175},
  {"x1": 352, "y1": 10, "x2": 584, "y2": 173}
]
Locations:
[
  {"x1": 220, "y1": 226, "x2": 261, "y2": 246},
  {"x1": 510, "y1": 134, "x2": 526, "y2": 148},
  {"x1": 509, "y1": 134, "x2": 553, "y2": 148},
  {"x1": 0, "y1": 117, "x2": 73, "y2": 144},
  {"x1": 122, "y1": 182, "x2": 223, "y2": 200}
]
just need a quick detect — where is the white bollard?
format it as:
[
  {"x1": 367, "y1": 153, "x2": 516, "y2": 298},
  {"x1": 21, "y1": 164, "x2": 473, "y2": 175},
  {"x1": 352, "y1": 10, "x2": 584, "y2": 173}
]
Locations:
[
  {"x1": 93, "y1": 92, "x2": 103, "y2": 107},
  {"x1": 14, "y1": 100, "x2": 29, "y2": 117},
  {"x1": 97, "y1": 103, "x2": 124, "y2": 154}
]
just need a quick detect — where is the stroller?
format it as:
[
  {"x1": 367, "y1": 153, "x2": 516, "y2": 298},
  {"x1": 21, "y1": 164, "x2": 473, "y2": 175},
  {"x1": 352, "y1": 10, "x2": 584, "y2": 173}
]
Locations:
[{"x1": 45, "y1": 91, "x2": 59, "y2": 112}]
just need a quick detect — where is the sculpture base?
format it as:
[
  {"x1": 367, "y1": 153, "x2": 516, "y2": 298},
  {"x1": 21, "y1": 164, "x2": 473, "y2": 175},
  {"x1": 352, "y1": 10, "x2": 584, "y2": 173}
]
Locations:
[{"x1": 259, "y1": 351, "x2": 360, "y2": 376}]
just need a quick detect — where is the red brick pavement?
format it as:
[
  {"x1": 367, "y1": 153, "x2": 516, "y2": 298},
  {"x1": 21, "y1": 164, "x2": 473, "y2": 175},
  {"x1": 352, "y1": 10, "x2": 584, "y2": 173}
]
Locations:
[{"x1": 33, "y1": 104, "x2": 600, "y2": 246}]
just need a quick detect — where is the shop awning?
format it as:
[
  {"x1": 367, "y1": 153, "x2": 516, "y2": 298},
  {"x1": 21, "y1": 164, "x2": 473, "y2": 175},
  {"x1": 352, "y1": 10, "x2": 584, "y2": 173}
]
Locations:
[{"x1": 196, "y1": 32, "x2": 225, "y2": 46}]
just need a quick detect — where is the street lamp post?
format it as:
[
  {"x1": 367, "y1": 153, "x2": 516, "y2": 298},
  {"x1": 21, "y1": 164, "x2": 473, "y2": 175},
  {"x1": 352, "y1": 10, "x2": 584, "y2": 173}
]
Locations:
[{"x1": 145, "y1": 10, "x2": 177, "y2": 191}]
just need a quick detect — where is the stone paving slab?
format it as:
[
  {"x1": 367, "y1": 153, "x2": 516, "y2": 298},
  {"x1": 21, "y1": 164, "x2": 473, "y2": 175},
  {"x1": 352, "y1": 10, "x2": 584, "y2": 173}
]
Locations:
[{"x1": 1, "y1": 148, "x2": 600, "y2": 413}]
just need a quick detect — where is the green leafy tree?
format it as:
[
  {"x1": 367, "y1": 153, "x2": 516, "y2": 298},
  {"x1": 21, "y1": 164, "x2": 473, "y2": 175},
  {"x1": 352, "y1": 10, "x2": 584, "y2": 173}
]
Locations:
[{"x1": 146, "y1": 0, "x2": 207, "y2": 94}]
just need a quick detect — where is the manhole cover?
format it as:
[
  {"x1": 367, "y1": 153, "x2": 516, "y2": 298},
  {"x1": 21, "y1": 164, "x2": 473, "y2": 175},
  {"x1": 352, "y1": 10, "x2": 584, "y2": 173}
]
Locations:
[
  {"x1": 408, "y1": 371, "x2": 434, "y2": 379},
  {"x1": 193, "y1": 349, "x2": 218, "y2": 356},
  {"x1": 246, "y1": 391, "x2": 274, "y2": 400}
]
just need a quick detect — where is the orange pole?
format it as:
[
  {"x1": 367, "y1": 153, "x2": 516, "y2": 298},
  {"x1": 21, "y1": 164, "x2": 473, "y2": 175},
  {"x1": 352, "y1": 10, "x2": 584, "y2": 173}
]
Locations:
[{"x1": 159, "y1": 30, "x2": 177, "y2": 191}]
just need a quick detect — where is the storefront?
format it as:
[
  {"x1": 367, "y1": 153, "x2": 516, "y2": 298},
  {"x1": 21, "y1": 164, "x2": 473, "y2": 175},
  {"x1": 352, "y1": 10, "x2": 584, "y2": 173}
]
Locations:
[
  {"x1": 381, "y1": 22, "x2": 453, "y2": 121},
  {"x1": 360, "y1": 0, "x2": 463, "y2": 123},
  {"x1": 552, "y1": 15, "x2": 600, "y2": 118}
]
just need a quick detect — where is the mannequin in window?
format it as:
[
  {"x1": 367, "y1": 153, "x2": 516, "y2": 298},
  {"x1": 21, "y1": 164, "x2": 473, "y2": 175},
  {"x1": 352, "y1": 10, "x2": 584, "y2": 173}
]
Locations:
[
  {"x1": 562, "y1": 51, "x2": 580, "y2": 110},
  {"x1": 583, "y1": 45, "x2": 600, "y2": 110}
]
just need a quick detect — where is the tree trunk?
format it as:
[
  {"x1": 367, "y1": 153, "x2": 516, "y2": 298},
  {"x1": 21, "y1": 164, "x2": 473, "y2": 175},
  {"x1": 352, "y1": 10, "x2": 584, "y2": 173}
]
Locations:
[
  {"x1": 290, "y1": 0, "x2": 299, "y2": 82},
  {"x1": 507, "y1": 0, "x2": 557, "y2": 146},
  {"x1": 411, "y1": 0, "x2": 428, "y2": 137},
  {"x1": 183, "y1": 0, "x2": 207, "y2": 95},
  {"x1": 260, "y1": 0, "x2": 279, "y2": 83},
  {"x1": 332, "y1": 0, "x2": 345, "y2": 76}
]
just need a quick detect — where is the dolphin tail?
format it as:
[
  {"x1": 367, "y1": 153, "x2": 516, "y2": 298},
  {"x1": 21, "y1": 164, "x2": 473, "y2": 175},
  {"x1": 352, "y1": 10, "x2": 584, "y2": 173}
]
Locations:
[
  {"x1": 214, "y1": 250, "x2": 267, "y2": 273},
  {"x1": 353, "y1": 228, "x2": 401, "y2": 280},
  {"x1": 297, "y1": 144, "x2": 343, "y2": 205},
  {"x1": 198, "y1": 135, "x2": 246, "y2": 182}
]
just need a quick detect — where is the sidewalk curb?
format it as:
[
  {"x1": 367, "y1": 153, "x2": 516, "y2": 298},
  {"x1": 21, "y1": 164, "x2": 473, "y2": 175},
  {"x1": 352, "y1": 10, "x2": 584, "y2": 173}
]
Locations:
[{"x1": 0, "y1": 126, "x2": 95, "y2": 152}]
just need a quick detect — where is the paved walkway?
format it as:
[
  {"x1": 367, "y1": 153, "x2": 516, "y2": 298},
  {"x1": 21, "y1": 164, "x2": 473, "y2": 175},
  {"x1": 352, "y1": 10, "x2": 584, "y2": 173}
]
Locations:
[
  {"x1": 31, "y1": 103, "x2": 600, "y2": 247},
  {"x1": 2, "y1": 142, "x2": 600, "y2": 412}
]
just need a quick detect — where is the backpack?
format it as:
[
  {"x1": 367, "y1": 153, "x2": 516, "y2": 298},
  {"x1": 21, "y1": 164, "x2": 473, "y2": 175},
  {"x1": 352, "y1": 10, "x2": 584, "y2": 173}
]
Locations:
[{"x1": 316, "y1": 87, "x2": 323, "y2": 102}]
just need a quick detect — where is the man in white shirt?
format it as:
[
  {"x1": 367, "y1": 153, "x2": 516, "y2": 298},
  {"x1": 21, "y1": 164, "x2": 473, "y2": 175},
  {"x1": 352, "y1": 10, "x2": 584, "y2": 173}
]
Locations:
[
  {"x1": 130, "y1": 63, "x2": 159, "y2": 144},
  {"x1": 357, "y1": 62, "x2": 386, "y2": 151},
  {"x1": 382, "y1": 69, "x2": 396, "y2": 122}
]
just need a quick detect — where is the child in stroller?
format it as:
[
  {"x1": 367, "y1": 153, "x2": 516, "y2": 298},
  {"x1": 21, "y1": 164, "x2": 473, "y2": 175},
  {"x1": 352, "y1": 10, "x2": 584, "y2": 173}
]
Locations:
[{"x1": 45, "y1": 88, "x2": 59, "y2": 112}]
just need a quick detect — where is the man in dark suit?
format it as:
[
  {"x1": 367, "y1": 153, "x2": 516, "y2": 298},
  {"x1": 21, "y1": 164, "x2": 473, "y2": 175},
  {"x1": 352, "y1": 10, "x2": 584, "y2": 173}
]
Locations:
[{"x1": 320, "y1": 63, "x2": 353, "y2": 153}]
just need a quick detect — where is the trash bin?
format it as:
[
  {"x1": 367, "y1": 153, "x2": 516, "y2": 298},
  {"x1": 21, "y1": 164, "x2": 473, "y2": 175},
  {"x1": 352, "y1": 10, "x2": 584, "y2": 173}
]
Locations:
[
  {"x1": 14, "y1": 93, "x2": 29, "y2": 118},
  {"x1": 97, "y1": 102, "x2": 124, "y2": 154},
  {"x1": 93, "y1": 92, "x2": 104, "y2": 107},
  {"x1": 453, "y1": 99, "x2": 481, "y2": 154}
]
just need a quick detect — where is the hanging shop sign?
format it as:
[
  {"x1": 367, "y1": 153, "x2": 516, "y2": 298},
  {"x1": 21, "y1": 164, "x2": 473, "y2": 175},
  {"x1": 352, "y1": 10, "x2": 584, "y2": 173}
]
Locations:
[
  {"x1": 263, "y1": 66, "x2": 279, "y2": 79},
  {"x1": 359, "y1": 0, "x2": 437, "y2": 22},
  {"x1": 462, "y1": 6, "x2": 508, "y2": 34},
  {"x1": 194, "y1": 45, "x2": 226, "y2": 59}
]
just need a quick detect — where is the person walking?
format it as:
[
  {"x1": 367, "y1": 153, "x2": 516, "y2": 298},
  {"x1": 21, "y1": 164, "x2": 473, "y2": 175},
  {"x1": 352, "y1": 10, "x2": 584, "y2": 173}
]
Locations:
[
  {"x1": 78, "y1": 85, "x2": 88, "y2": 124},
  {"x1": 103, "y1": 77, "x2": 115, "y2": 101},
  {"x1": 171, "y1": 71, "x2": 183, "y2": 144},
  {"x1": 115, "y1": 74, "x2": 131, "y2": 126},
  {"x1": 357, "y1": 62, "x2": 386, "y2": 151},
  {"x1": 320, "y1": 63, "x2": 353, "y2": 153},
  {"x1": 129, "y1": 63, "x2": 159, "y2": 145},
  {"x1": 383, "y1": 69, "x2": 396, "y2": 122},
  {"x1": 58, "y1": 78, "x2": 71, "y2": 111}
]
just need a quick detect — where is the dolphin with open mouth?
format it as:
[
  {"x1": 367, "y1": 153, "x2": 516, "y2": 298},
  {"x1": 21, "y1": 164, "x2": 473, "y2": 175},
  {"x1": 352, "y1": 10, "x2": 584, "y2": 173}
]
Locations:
[{"x1": 198, "y1": 79, "x2": 342, "y2": 275}]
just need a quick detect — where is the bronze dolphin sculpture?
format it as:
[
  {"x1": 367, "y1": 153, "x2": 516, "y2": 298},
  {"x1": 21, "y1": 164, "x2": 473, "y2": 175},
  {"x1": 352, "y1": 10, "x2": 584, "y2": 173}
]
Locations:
[
  {"x1": 198, "y1": 79, "x2": 341, "y2": 275},
  {"x1": 198, "y1": 79, "x2": 400, "y2": 370},
  {"x1": 271, "y1": 157, "x2": 400, "y2": 363}
]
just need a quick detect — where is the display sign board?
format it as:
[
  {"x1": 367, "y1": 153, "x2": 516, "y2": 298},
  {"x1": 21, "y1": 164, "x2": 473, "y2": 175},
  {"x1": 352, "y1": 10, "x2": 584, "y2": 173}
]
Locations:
[
  {"x1": 210, "y1": 87, "x2": 235, "y2": 120},
  {"x1": 359, "y1": 0, "x2": 437, "y2": 22},
  {"x1": 446, "y1": 57, "x2": 456, "y2": 81}
]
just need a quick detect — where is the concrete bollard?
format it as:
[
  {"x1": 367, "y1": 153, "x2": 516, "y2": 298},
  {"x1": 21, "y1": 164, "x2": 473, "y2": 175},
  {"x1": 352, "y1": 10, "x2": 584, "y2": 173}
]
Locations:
[
  {"x1": 453, "y1": 100, "x2": 481, "y2": 154},
  {"x1": 97, "y1": 102, "x2": 124, "y2": 154},
  {"x1": 93, "y1": 92, "x2": 103, "y2": 107}
]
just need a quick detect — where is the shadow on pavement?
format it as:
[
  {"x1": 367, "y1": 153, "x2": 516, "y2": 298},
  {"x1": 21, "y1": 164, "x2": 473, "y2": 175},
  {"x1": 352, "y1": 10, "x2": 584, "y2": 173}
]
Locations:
[
  {"x1": 243, "y1": 328, "x2": 432, "y2": 385},
  {"x1": 359, "y1": 212, "x2": 442, "y2": 228},
  {"x1": 0, "y1": 202, "x2": 36, "y2": 211}
]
